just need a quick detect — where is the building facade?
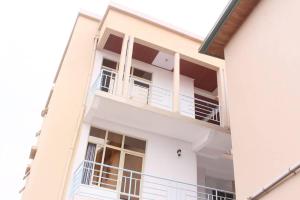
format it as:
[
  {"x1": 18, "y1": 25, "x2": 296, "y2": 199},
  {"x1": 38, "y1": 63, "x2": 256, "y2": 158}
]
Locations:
[
  {"x1": 200, "y1": 0, "x2": 300, "y2": 200},
  {"x1": 21, "y1": 5, "x2": 235, "y2": 200}
]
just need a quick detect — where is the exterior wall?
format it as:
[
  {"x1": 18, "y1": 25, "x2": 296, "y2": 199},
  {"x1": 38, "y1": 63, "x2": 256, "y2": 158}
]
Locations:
[
  {"x1": 22, "y1": 6, "x2": 227, "y2": 200},
  {"x1": 21, "y1": 15, "x2": 99, "y2": 200},
  {"x1": 224, "y1": 0, "x2": 300, "y2": 199}
]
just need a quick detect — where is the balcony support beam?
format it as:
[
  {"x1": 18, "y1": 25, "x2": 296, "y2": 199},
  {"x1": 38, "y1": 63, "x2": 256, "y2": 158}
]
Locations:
[
  {"x1": 173, "y1": 52, "x2": 180, "y2": 113},
  {"x1": 116, "y1": 34, "x2": 129, "y2": 96},
  {"x1": 217, "y1": 68, "x2": 229, "y2": 128},
  {"x1": 123, "y1": 36, "x2": 134, "y2": 97}
]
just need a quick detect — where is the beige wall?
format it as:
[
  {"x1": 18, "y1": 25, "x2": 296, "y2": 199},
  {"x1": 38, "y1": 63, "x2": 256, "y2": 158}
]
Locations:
[
  {"x1": 225, "y1": 0, "x2": 300, "y2": 199},
  {"x1": 21, "y1": 15, "x2": 99, "y2": 200}
]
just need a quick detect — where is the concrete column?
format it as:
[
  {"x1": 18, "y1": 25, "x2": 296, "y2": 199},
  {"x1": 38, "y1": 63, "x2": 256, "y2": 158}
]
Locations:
[
  {"x1": 123, "y1": 36, "x2": 134, "y2": 97},
  {"x1": 116, "y1": 34, "x2": 129, "y2": 96},
  {"x1": 173, "y1": 52, "x2": 180, "y2": 112},
  {"x1": 217, "y1": 68, "x2": 229, "y2": 128}
]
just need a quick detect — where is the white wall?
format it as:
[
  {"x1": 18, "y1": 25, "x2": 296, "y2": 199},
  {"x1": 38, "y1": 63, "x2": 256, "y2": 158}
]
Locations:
[
  {"x1": 197, "y1": 167, "x2": 234, "y2": 193},
  {"x1": 93, "y1": 50, "x2": 195, "y2": 116},
  {"x1": 69, "y1": 119, "x2": 197, "y2": 200},
  {"x1": 73, "y1": 119, "x2": 197, "y2": 184}
]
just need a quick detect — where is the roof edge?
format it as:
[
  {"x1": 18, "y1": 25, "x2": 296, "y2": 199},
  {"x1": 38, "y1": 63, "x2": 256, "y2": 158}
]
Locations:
[
  {"x1": 98, "y1": 3, "x2": 203, "y2": 43},
  {"x1": 199, "y1": 0, "x2": 240, "y2": 54},
  {"x1": 79, "y1": 9, "x2": 102, "y2": 21}
]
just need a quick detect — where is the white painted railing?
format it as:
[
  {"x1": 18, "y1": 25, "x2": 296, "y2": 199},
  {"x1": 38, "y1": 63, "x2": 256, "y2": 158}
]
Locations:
[
  {"x1": 71, "y1": 161, "x2": 235, "y2": 200},
  {"x1": 93, "y1": 68, "x2": 118, "y2": 94},
  {"x1": 92, "y1": 70, "x2": 221, "y2": 125},
  {"x1": 180, "y1": 94, "x2": 220, "y2": 124},
  {"x1": 129, "y1": 77, "x2": 173, "y2": 111}
]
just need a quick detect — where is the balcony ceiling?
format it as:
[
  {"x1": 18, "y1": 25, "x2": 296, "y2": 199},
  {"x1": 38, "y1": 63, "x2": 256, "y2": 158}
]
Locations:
[
  {"x1": 180, "y1": 59, "x2": 217, "y2": 92},
  {"x1": 103, "y1": 34, "x2": 217, "y2": 92}
]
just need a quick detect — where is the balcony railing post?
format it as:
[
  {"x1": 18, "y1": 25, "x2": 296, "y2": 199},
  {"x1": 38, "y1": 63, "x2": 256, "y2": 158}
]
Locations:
[
  {"x1": 217, "y1": 68, "x2": 229, "y2": 128},
  {"x1": 116, "y1": 34, "x2": 129, "y2": 96},
  {"x1": 123, "y1": 36, "x2": 134, "y2": 98},
  {"x1": 128, "y1": 171, "x2": 133, "y2": 200},
  {"x1": 173, "y1": 52, "x2": 180, "y2": 113}
]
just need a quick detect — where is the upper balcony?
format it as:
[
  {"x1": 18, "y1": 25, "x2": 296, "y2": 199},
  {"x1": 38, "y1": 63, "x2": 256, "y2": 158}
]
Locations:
[{"x1": 85, "y1": 30, "x2": 230, "y2": 150}]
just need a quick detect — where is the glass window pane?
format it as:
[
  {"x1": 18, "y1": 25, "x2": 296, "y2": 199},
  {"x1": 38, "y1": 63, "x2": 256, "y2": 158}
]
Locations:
[
  {"x1": 92, "y1": 147, "x2": 104, "y2": 185},
  {"x1": 90, "y1": 127, "x2": 106, "y2": 139},
  {"x1": 102, "y1": 58, "x2": 117, "y2": 69},
  {"x1": 133, "y1": 68, "x2": 152, "y2": 81},
  {"x1": 107, "y1": 131, "x2": 123, "y2": 147},
  {"x1": 101, "y1": 147, "x2": 121, "y2": 190},
  {"x1": 121, "y1": 154, "x2": 143, "y2": 199},
  {"x1": 124, "y1": 136, "x2": 146, "y2": 153}
]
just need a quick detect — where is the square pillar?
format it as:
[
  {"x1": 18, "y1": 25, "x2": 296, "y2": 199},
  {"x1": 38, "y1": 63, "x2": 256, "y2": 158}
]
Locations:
[
  {"x1": 217, "y1": 68, "x2": 229, "y2": 128},
  {"x1": 116, "y1": 34, "x2": 129, "y2": 96},
  {"x1": 173, "y1": 52, "x2": 180, "y2": 112},
  {"x1": 123, "y1": 36, "x2": 134, "y2": 97}
]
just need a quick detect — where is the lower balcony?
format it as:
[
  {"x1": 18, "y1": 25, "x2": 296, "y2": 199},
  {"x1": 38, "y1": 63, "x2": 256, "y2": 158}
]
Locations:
[{"x1": 70, "y1": 160, "x2": 235, "y2": 200}]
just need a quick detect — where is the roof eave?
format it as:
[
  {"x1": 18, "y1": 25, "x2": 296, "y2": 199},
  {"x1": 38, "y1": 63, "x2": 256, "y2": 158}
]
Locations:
[{"x1": 199, "y1": 0, "x2": 240, "y2": 54}]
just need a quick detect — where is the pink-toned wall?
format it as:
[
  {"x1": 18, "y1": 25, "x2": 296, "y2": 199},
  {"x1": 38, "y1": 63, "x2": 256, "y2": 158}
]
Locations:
[
  {"x1": 21, "y1": 15, "x2": 99, "y2": 200},
  {"x1": 225, "y1": 0, "x2": 300, "y2": 199}
]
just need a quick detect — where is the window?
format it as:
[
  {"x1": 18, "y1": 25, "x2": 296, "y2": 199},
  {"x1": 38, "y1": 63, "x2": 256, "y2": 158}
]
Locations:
[
  {"x1": 130, "y1": 68, "x2": 152, "y2": 104},
  {"x1": 100, "y1": 58, "x2": 118, "y2": 93},
  {"x1": 82, "y1": 127, "x2": 146, "y2": 199},
  {"x1": 131, "y1": 67, "x2": 152, "y2": 81},
  {"x1": 212, "y1": 190, "x2": 234, "y2": 200},
  {"x1": 102, "y1": 58, "x2": 117, "y2": 70},
  {"x1": 124, "y1": 136, "x2": 146, "y2": 153}
]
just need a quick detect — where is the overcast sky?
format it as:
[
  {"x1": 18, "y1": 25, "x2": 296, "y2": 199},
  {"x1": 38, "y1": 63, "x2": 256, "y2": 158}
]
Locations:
[{"x1": 0, "y1": 0, "x2": 228, "y2": 199}]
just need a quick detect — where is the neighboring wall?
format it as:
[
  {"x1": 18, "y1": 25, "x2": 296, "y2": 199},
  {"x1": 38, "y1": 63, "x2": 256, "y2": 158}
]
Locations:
[
  {"x1": 21, "y1": 15, "x2": 99, "y2": 200},
  {"x1": 225, "y1": 0, "x2": 300, "y2": 199}
]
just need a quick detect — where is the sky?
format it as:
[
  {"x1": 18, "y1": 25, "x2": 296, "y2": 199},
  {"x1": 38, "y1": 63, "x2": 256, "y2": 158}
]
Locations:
[{"x1": 0, "y1": 0, "x2": 229, "y2": 199}]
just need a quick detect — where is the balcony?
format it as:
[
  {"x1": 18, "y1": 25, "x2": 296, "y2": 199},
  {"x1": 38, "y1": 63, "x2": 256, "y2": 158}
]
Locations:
[
  {"x1": 84, "y1": 32, "x2": 230, "y2": 152},
  {"x1": 89, "y1": 67, "x2": 220, "y2": 122},
  {"x1": 95, "y1": 63, "x2": 221, "y2": 118},
  {"x1": 70, "y1": 160, "x2": 235, "y2": 200}
]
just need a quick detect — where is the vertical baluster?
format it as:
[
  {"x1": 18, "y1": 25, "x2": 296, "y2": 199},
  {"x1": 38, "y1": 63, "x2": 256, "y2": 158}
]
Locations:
[
  {"x1": 128, "y1": 171, "x2": 132, "y2": 200},
  {"x1": 122, "y1": 176, "x2": 126, "y2": 193},
  {"x1": 134, "y1": 178, "x2": 137, "y2": 196}
]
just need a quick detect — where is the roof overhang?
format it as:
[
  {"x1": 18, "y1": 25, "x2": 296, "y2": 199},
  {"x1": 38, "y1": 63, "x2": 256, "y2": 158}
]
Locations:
[{"x1": 199, "y1": 0, "x2": 260, "y2": 59}]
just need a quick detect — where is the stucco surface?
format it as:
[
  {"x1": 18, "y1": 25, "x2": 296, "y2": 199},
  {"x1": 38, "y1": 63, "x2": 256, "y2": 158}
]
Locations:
[{"x1": 225, "y1": 0, "x2": 300, "y2": 199}]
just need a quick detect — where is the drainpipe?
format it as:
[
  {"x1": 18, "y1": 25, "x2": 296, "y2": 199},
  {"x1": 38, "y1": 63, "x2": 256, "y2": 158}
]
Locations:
[{"x1": 248, "y1": 161, "x2": 300, "y2": 200}]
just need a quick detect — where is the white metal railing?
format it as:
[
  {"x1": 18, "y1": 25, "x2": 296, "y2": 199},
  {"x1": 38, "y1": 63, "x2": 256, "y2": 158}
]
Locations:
[
  {"x1": 93, "y1": 68, "x2": 118, "y2": 94},
  {"x1": 71, "y1": 160, "x2": 235, "y2": 200},
  {"x1": 92, "y1": 70, "x2": 221, "y2": 125},
  {"x1": 180, "y1": 94, "x2": 220, "y2": 124},
  {"x1": 129, "y1": 76, "x2": 173, "y2": 111}
]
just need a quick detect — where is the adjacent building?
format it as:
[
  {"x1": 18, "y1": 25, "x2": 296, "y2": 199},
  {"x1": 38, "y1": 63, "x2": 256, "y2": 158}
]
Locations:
[
  {"x1": 21, "y1": 5, "x2": 235, "y2": 200},
  {"x1": 200, "y1": 0, "x2": 300, "y2": 200}
]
